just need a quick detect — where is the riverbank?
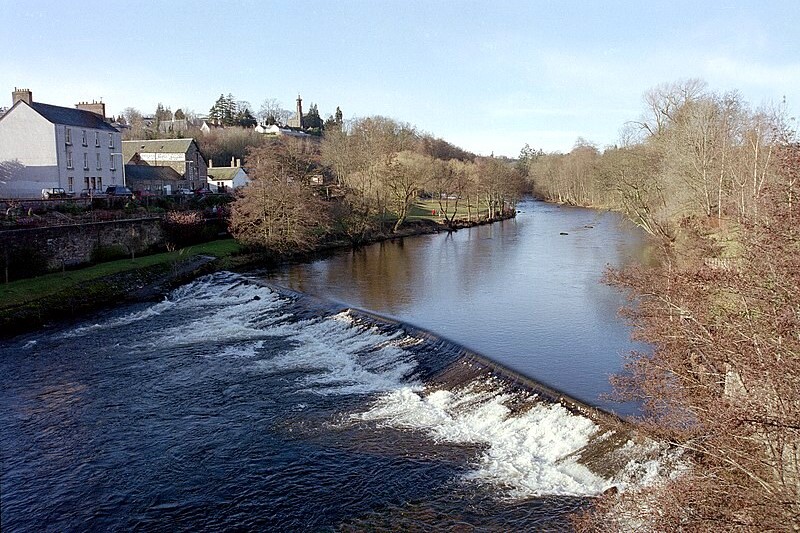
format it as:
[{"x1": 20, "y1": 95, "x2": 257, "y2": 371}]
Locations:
[{"x1": 0, "y1": 213, "x2": 514, "y2": 338}]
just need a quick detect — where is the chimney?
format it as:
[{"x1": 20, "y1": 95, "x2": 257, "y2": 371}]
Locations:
[
  {"x1": 236, "y1": 158, "x2": 241, "y2": 167},
  {"x1": 76, "y1": 100, "x2": 106, "y2": 119},
  {"x1": 208, "y1": 159, "x2": 213, "y2": 168},
  {"x1": 12, "y1": 88, "x2": 32, "y2": 106},
  {"x1": 231, "y1": 157, "x2": 235, "y2": 167}
]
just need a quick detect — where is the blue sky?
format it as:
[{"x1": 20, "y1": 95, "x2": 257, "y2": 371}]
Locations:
[{"x1": 2, "y1": 0, "x2": 798, "y2": 156}]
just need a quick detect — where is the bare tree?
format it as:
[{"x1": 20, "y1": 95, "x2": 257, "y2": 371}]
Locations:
[
  {"x1": 385, "y1": 151, "x2": 430, "y2": 232},
  {"x1": 257, "y1": 98, "x2": 291, "y2": 126},
  {"x1": 230, "y1": 141, "x2": 328, "y2": 253}
]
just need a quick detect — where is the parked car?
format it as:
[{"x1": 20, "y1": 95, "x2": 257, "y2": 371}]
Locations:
[
  {"x1": 41, "y1": 187, "x2": 69, "y2": 199},
  {"x1": 80, "y1": 188, "x2": 107, "y2": 198},
  {"x1": 175, "y1": 187, "x2": 194, "y2": 196},
  {"x1": 105, "y1": 186, "x2": 134, "y2": 198}
]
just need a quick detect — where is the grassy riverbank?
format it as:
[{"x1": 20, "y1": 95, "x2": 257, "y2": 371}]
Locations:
[
  {"x1": 0, "y1": 210, "x2": 515, "y2": 338},
  {"x1": 0, "y1": 240, "x2": 243, "y2": 337}
]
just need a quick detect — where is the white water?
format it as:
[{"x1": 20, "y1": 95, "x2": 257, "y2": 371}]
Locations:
[
  {"x1": 356, "y1": 383, "x2": 609, "y2": 498},
  {"x1": 59, "y1": 272, "x2": 672, "y2": 499}
]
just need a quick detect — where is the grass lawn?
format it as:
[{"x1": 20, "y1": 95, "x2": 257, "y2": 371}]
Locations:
[
  {"x1": 0, "y1": 239, "x2": 241, "y2": 309},
  {"x1": 408, "y1": 199, "x2": 488, "y2": 221}
]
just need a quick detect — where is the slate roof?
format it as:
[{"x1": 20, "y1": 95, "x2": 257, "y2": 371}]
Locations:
[
  {"x1": 122, "y1": 139, "x2": 197, "y2": 162},
  {"x1": 29, "y1": 102, "x2": 118, "y2": 132},
  {"x1": 207, "y1": 167, "x2": 245, "y2": 181},
  {"x1": 124, "y1": 164, "x2": 183, "y2": 182}
]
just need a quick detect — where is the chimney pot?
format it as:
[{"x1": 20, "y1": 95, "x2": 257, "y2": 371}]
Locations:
[
  {"x1": 12, "y1": 88, "x2": 33, "y2": 106},
  {"x1": 75, "y1": 100, "x2": 106, "y2": 119}
]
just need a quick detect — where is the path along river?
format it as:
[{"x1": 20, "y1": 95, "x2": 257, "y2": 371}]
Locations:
[{"x1": 1, "y1": 199, "x2": 657, "y2": 531}]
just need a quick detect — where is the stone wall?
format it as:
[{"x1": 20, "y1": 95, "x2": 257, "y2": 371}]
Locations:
[{"x1": 0, "y1": 217, "x2": 164, "y2": 275}]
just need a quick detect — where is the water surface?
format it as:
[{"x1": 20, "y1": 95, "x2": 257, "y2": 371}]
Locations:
[
  {"x1": 267, "y1": 199, "x2": 650, "y2": 414},
  {"x1": 0, "y1": 199, "x2": 653, "y2": 531}
]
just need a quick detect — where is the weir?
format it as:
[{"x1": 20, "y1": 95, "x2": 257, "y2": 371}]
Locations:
[{"x1": 260, "y1": 280, "x2": 652, "y2": 486}]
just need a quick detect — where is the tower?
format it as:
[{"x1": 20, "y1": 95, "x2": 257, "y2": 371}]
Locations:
[{"x1": 295, "y1": 94, "x2": 304, "y2": 129}]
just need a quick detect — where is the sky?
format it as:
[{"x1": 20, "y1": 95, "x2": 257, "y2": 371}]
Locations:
[{"x1": 1, "y1": 0, "x2": 798, "y2": 157}]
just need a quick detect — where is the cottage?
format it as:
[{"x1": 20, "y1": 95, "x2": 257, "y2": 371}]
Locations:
[
  {"x1": 0, "y1": 88, "x2": 123, "y2": 198},
  {"x1": 207, "y1": 158, "x2": 250, "y2": 192},
  {"x1": 200, "y1": 120, "x2": 224, "y2": 134},
  {"x1": 254, "y1": 123, "x2": 311, "y2": 138}
]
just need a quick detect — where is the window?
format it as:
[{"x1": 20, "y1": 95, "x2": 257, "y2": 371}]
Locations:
[
  {"x1": 82, "y1": 130, "x2": 87, "y2": 146},
  {"x1": 84, "y1": 177, "x2": 90, "y2": 189},
  {"x1": 68, "y1": 176, "x2": 74, "y2": 192},
  {"x1": 96, "y1": 153, "x2": 102, "y2": 170},
  {"x1": 91, "y1": 177, "x2": 96, "y2": 189},
  {"x1": 83, "y1": 153, "x2": 89, "y2": 170},
  {"x1": 108, "y1": 133, "x2": 114, "y2": 148},
  {"x1": 95, "y1": 132, "x2": 100, "y2": 147},
  {"x1": 97, "y1": 177, "x2": 102, "y2": 190},
  {"x1": 65, "y1": 128, "x2": 72, "y2": 145},
  {"x1": 66, "y1": 150, "x2": 73, "y2": 169},
  {"x1": 110, "y1": 155, "x2": 116, "y2": 170}
]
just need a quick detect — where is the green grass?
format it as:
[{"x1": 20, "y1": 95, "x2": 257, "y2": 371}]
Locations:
[
  {"x1": 0, "y1": 239, "x2": 241, "y2": 309},
  {"x1": 408, "y1": 199, "x2": 488, "y2": 221}
]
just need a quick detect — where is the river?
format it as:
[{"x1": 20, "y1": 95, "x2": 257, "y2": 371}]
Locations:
[
  {"x1": 0, "y1": 199, "x2": 653, "y2": 531},
  {"x1": 267, "y1": 199, "x2": 650, "y2": 414}
]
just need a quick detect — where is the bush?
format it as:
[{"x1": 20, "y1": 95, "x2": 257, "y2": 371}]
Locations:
[
  {"x1": 1, "y1": 245, "x2": 49, "y2": 282},
  {"x1": 162, "y1": 210, "x2": 207, "y2": 247},
  {"x1": 91, "y1": 244, "x2": 128, "y2": 263},
  {"x1": 54, "y1": 202, "x2": 84, "y2": 215}
]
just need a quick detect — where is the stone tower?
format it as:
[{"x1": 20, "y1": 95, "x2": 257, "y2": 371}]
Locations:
[{"x1": 287, "y1": 94, "x2": 305, "y2": 129}]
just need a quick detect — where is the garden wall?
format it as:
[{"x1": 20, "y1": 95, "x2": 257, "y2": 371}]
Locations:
[{"x1": 0, "y1": 217, "x2": 164, "y2": 280}]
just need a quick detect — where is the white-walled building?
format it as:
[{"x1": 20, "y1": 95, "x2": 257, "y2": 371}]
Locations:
[
  {"x1": 254, "y1": 123, "x2": 311, "y2": 138},
  {"x1": 0, "y1": 88, "x2": 123, "y2": 198},
  {"x1": 207, "y1": 158, "x2": 250, "y2": 192}
]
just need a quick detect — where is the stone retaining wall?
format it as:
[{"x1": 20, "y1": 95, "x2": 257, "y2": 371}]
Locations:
[{"x1": 0, "y1": 217, "x2": 164, "y2": 274}]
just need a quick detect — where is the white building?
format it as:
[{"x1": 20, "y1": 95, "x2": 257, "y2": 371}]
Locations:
[
  {"x1": 254, "y1": 123, "x2": 311, "y2": 138},
  {"x1": 0, "y1": 88, "x2": 123, "y2": 198},
  {"x1": 207, "y1": 158, "x2": 250, "y2": 192}
]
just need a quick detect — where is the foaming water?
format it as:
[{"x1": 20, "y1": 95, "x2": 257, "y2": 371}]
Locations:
[
  {"x1": 357, "y1": 384, "x2": 607, "y2": 498},
  {"x1": 1, "y1": 272, "x2": 669, "y2": 531}
]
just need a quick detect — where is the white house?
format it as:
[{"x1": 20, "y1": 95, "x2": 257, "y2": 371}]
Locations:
[
  {"x1": 0, "y1": 88, "x2": 123, "y2": 198},
  {"x1": 207, "y1": 158, "x2": 250, "y2": 192},
  {"x1": 254, "y1": 123, "x2": 311, "y2": 138}
]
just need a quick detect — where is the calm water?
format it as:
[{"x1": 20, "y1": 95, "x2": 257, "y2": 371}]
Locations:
[
  {"x1": 0, "y1": 199, "x2": 651, "y2": 531},
  {"x1": 268, "y1": 199, "x2": 650, "y2": 414}
]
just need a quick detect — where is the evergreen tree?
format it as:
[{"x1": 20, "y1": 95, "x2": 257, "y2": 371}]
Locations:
[
  {"x1": 303, "y1": 103, "x2": 324, "y2": 130},
  {"x1": 223, "y1": 93, "x2": 236, "y2": 126},
  {"x1": 208, "y1": 94, "x2": 226, "y2": 124},
  {"x1": 236, "y1": 108, "x2": 258, "y2": 128}
]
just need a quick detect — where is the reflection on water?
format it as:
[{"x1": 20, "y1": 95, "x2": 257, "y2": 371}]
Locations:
[{"x1": 267, "y1": 199, "x2": 651, "y2": 414}]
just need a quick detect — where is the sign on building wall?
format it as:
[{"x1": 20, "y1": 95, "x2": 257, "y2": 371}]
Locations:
[{"x1": 138, "y1": 152, "x2": 187, "y2": 162}]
